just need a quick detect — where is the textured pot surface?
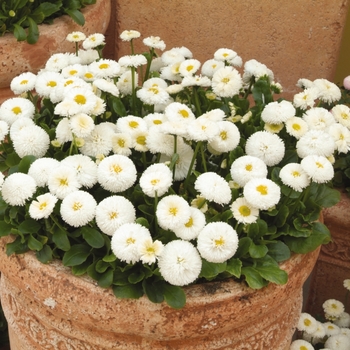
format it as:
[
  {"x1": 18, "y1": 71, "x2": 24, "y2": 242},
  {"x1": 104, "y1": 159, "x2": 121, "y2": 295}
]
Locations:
[
  {"x1": 0, "y1": 236, "x2": 319, "y2": 350},
  {"x1": 0, "y1": 0, "x2": 111, "y2": 103},
  {"x1": 306, "y1": 189, "x2": 350, "y2": 316}
]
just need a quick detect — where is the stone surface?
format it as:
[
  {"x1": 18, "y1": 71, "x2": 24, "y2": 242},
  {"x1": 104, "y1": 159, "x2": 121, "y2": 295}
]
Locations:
[
  {"x1": 112, "y1": 0, "x2": 349, "y2": 98},
  {"x1": 0, "y1": 0, "x2": 111, "y2": 104},
  {"x1": 0, "y1": 236, "x2": 320, "y2": 349},
  {"x1": 306, "y1": 189, "x2": 350, "y2": 317}
]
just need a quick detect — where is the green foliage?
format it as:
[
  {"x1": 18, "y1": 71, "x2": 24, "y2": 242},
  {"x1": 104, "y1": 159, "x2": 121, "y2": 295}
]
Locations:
[{"x1": 0, "y1": 0, "x2": 96, "y2": 44}]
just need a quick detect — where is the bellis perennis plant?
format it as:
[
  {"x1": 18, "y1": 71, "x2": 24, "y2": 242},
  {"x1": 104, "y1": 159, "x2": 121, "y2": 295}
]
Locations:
[{"x1": 0, "y1": 30, "x2": 344, "y2": 309}]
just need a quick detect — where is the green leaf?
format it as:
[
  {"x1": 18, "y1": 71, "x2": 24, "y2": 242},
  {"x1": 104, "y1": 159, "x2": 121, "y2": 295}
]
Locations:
[
  {"x1": 64, "y1": 9, "x2": 85, "y2": 26},
  {"x1": 97, "y1": 269, "x2": 114, "y2": 288},
  {"x1": 248, "y1": 242, "x2": 268, "y2": 259},
  {"x1": 81, "y1": 227, "x2": 105, "y2": 248},
  {"x1": 226, "y1": 258, "x2": 242, "y2": 278},
  {"x1": 112, "y1": 284, "x2": 144, "y2": 299},
  {"x1": 0, "y1": 221, "x2": 13, "y2": 237},
  {"x1": 26, "y1": 17, "x2": 39, "y2": 44},
  {"x1": 235, "y1": 237, "x2": 252, "y2": 257},
  {"x1": 199, "y1": 259, "x2": 227, "y2": 279},
  {"x1": 72, "y1": 260, "x2": 90, "y2": 275},
  {"x1": 31, "y1": 2, "x2": 62, "y2": 21},
  {"x1": 18, "y1": 219, "x2": 41, "y2": 234},
  {"x1": 102, "y1": 254, "x2": 116, "y2": 263},
  {"x1": 5, "y1": 237, "x2": 28, "y2": 255},
  {"x1": 52, "y1": 227, "x2": 71, "y2": 251},
  {"x1": 108, "y1": 96, "x2": 127, "y2": 116},
  {"x1": 13, "y1": 24, "x2": 27, "y2": 42},
  {"x1": 128, "y1": 270, "x2": 145, "y2": 284},
  {"x1": 159, "y1": 281, "x2": 186, "y2": 309},
  {"x1": 267, "y1": 241, "x2": 291, "y2": 262},
  {"x1": 28, "y1": 234, "x2": 43, "y2": 251},
  {"x1": 95, "y1": 260, "x2": 110, "y2": 273},
  {"x1": 18, "y1": 155, "x2": 37, "y2": 173},
  {"x1": 274, "y1": 204, "x2": 289, "y2": 227},
  {"x1": 36, "y1": 245, "x2": 53, "y2": 263},
  {"x1": 255, "y1": 265, "x2": 288, "y2": 285},
  {"x1": 309, "y1": 183, "x2": 341, "y2": 208},
  {"x1": 62, "y1": 244, "x2": 91, "y2": 266},
  {"x1": 241, "y1": 266, "x2": 268, "y2": 289},
  {"x1": 143, "y1": 279, "x2": 164, "y2": 303}
]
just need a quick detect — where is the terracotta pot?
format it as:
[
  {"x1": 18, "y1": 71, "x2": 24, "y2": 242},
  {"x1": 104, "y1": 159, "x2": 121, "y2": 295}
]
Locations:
[
  {"x1": 0, "y1": 236, "x2": 319, "y2": 350},
  {"x1": 306, "y1": 189, "x2": 350, "y2": 317},
  {"x1": 0, "y1": 0, "x2": 111, "y2": 104}
]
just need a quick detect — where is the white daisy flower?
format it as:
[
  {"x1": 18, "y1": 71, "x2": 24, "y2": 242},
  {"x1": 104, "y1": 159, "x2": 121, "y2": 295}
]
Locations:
[
  {"x1": 143, "y1": 113, "x2": 167, "y2": 128},
  {"x1": 35, "y1": 71, "x2": 62, "y2": 98},
  {"x1": 293, "y1": 87, "x2": 318, "y2": 110},
  {"x1": 66, "y1": 31, "x2": 86, "y2": 42},
  {"x1": 93, "y1": 78, "x2": 119, "y2": 97},
  {"x1": 199, "y1": 109, "x2": 226, "y2": 122},
  {"x1": 9, "y1": 117, "x2": 34, "y2": 135},
  {"x1": 61, "y1": 64, "x2": 85, "y2": 79},
  {"x1": 245, "y1": 131, "x2": 285, "y2": 166},
  {"x1": 243, "y1": 177, "x2": 281, "y2": 210},
  {"x1": 302, "y1": 107, "x2": 335, "y2": 131},
  {"x1": 261, "y1": 100, "x2": 296, "y2": 124},
  {"x1": 97, "y1": 154, "x2": 137, "y2": 193},
  {"x1": 187, "y1": 117, "x2": 220, "y2": 142},
  {"x1": 230, "y1": 197, "x2": 259, "y2": 224},
  {"x1": 297, "y1": 313, "x2": 319, "y2": 334},
  {"x1": 313, "y1": 78, "x2": 341, "y2": 103},
  {"x1": 44, "y1": 53, "x2": 71, "y2": 72},
  {"x1": 136, "y1": 85, "x2": 170, "y2": 105},
  {"x1": 230, "y1": 155, "x2": 268, "y2": 187},
  {"x1": 0, "y1": 97, "x2": 35, "y2": 125},
  {"x1": 91, "y1": 96, "x2": 106, "y2": 116},
  {"x1": 138, "y1": 238, "x2": 164, "y2": 265},
  {"x1": 1, "y1": 173, "x2": 37, "y2": 206},
  {"x1": 194, "y1": 172, "x2": 232, "y2": 205},
  {"x1": 82, "y1": 33, "x2": 105, "y2": 49},
  {"x1": 69, "y1": 113, "x2": 95, "y2": 138},
  {"x1": 344, "y1": 279, "x2": 350, "y2": 291},
  {"x1": 158, "y1": 240, "x2": 202, "y2": 286},
  {"x1": 201, "y1": 59, "x2": 225, "y2": 78},
  {"x1": 209, "y1": 121, "x2": 240, "y2": 153},
  {"x1": 95, "y1": 195, "x2": 136, "y2": 236},
  {"x1": 285, "y1": 116, "x2": 309, "y2": 139},
  {"x1": 297, "y1": 78, "x2": 314, "y2": 89},
  {"x1": 181, "y1": 75, "x2": 211, "y2": 88},
  {"x1": 130, "y1": 129, "x2": 148, "y2": 152},
  {"x1": 117, "y1": 70, "x2": 139, "y2": 95},
  {"x1": 156, "y1": 194, "x2": 191, "y2": 231},
  {"x1": 139, "y1": 163, "x2": 173, "y2": 198},
  {"x1": 164, "y1": 102, "x2": 195, "y2": 123},
  {"x1": 161, "y1": 48, "x2": 186, "y2": 65},
  {"x1": 312, "y1": 321, "x2": 326, "y2": 340},
  {"x1": 334, "y1": 312, "x2": 350, "y2": 328},
  {"x1": 146, "y1": 127, "x2": 178, "y2": 155},
  {"x1": 11, "y1": 124, "x2": 50, "y2": 158},
  {"x1": 243, "y1": 59, "x2": 274, "y2": 83},
  {"x1": 323, "y1": 299, "x2": 345, "y2": 318},
  {"x1": 29, "y1": 193, "x2": 58, "y2": 220},
  {"x1": 116, "y1": 115, "x2": 148, "y2": 135},
  {"x1": 197, "y1": 222, "x2": 239, "y2": 263},
  {"x1": 111, "y1": 133, "x2": 133, "y2": 156},
  {"x1": 111, "y1": 223, "x2": 152, "y2": 264},
  {"x1": 160, "y1": 64, "x2": 182, "y2": 82},
  {"x1": 331, "y1": 104, "x2": 350, "y2": 128},
  {"x1": 300, "y1": 155, "x2": 334, "y2": 183},
  {"x1": 279, "y1": 163, "x2": 310, "y2": 192},
  {"x1": 119, "y1": 30, "x2": 141, "y2": 41},
  {"x1": 143, "y1": 36, "x2": 166, "y2": 50},
  {"x1": 28, "y1": 158, "x2": 60, "y2": 187},
  {"x1": 78, "y1": 49, "x2": 100, "y2": 65},
  {"x1": 264, "y1": 123, "x2": 284, "y2": 134},
  {"x1": 89, "y1": 59, "x2": 121, "y2": 78},
  {"x1": 290, "y1": 339, "x2": 314, "y2": 350},
  {"x1": 323, "y1": 322, "x2": 341, "y2": 336},
  {"x1": 172, "y1": 207, "x2": 206, "y2": 240},
  {"x1": 211, "y1": 66, "x2": 242, "y2": 98},
  {"x1": 328, "y1": 123, "x2": 350, "y2": 154},
  {"x1": 60, "y1": 87, "x2": 98, "y2": 115},
  {"x1": 47, "y1": 165, "x2": 81, "y2": 200},
  {"x1": 10, "y1": 72, "x2": 37, "y2": 94},
  {"x1": 214, "y1": 48, "x2": 238, "y2": 62},
  {"x1": 324, "y1": 334, "x2": 350, "y2": 350},
  {"x1": 0, "y1": 121, "x2": 9, "y2": 142},
  {"x1": 55, "y1": 117, "x2": 73, "y2": 143},
  {"x1": 119, "y1": 54, "x2": 148, "y2": 68},
  {"x1": 178, "y1": 59, "x2": 201, "y2": 76}
]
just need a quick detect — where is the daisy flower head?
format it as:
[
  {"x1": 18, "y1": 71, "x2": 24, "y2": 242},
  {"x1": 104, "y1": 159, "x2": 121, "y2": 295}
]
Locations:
[
  {"x1": 146, "y1": 127, "x2": 178, "y2": 155},
  {"x1": 82, "y1": 33, "x2": 105, "y2": 49},
  {"x1": 55, "y1": 117, "x2": 73, "y2": 143},
  {"x1": 187, "y1": 117, "x2": 219, "y2": 142},
  {"x1": 136, "y1": 85, "x2": 170, "y2": 106},
  {"x1": 331, "y1": 104, "x2": 350, "y2": 128},
  {"x1": 112, "y1": 133, "x2": 133, "y2": 156},
  {"x1": 116, "y1": 115, "x2": 148, "y2": 135},
  {"x1": 290, "y1": 339, "x2": 314, "y2": 350},
  {"x1": 156, "y1": 194, "x2": 191, "y2": 231},
  {"x1": 245, "y1": 131, "x2": 285, "y2": 166},
  {"x1": 230, "y1": 197, "x2": 259, "y2": 224},
  {"x1": 66, "y1": 31, "x2": 86, "y2": 42},
  {"x1": 279, "y1": 163, "x2": 310, "y2": 192},
  {"x1": 95, "y1": 195, "x2": 136, "y2": 236},
  {"x1": 209, "y1": 121, "x2": 240, "y2": 153},
  {"x1": 344, "y1": 279, "x2": 350, "y2": 291},
  {"x1": 178, "y1": 59, "x2": 201, "y2": 76},
  {"x1": 61, "y1": 87, "x2": 99, "y2": 115},
  {"x1": 143, "y1": 113, "x2": 167, "y2": 128},
  {"x1": 328, "y1": 123, "x2": 350, "y2": 154},
  {"x1": 69, "y1": 113, "x2": 95, "y2": 138},
  {"x1": 323, "y1": 299, "x2": 345, "y2": 318},
  {"x1": 111, "y1": 223, "x2": 152, "y2": 264},
  {"x1": 264, "y1": 123, "x2": 284, "y2": 134},
  {"x1": 161, "y1": 48, "x2": 186, "y2": 65},
  {"x1": 164, "y1": 102, "x2": 195, "y2": 123},
  {"x1": 285, "y1": 116, "x2": 309, "y2": 139},
  {"x1": 181, "y1": 74, "x2": 211, "y2": 88},
  {"x1": 138, "y1": 238, "x2": 164, "y2": 265},
  {"x1": 1, "y1": 173, "x2": 37, "y2": 206},
  {"x1": 44, "y1": 53, "x2": 71, "y2": 72},
  {"x1": 78, "y1": 49, "x2": 100, "y2": 65},
  {"x1": 214, "y1": 48, "x2": 238, "y2": 62},
  {"x1": 293, "y1": 87, "x2": 318, "y2": 110},
  {"x1": 173, "y1": 207, "x2": 206, "y2": 240},
  {"x1": 194, "y1": 172, "x2": 232, "y2": 205},
  {"x1": 61, "y1": 64, "x2": 85, "y2": 79},
  {"x1": 297, "y1": 313, "x2": 319, "y2": 334},
  {"x1": 0, "y1": 97, "x2": 35, "y2": 125},
  {"x1": 325, "y1": 334, "x2": 350, "y2": 350},
  {"x1": 143, "y1": 36, "x2": 166, "y2": 50},
  {"x1": 323, "y1": 322, "x2": 341, "y2": 336},
  {"x1": 119, "y1": 54, "x2": 148, "y2": 68},
  {"x1": 0, "y1": 121, "x2": 9, "y2": 142},
  {"x1": 158, "y1": 240, "x2": 202, "y2": 286},
  {"x1": 300, "y1": 155, "x2": 334, "y2": 184},
  {"x1": 119, "y1": 30, "x2": 141, "y2": 41},
  {"x1": 197, "y1": 222, "x2": 239, "y2": 263},
  {"x1": 201, "y1": 59, "x2": 225, "y2": 78},
  {"x1": 29, "y1": 193, "x2": 58, "y2": 220},
  {"x1": 334, "y1": 312, "x2": 350, "y2": 328},
  {"x1": 211, "y1": 66, "x2": 243, "y2": 98},
  {"x1": 28, "y1": 158, "x2": 60, "y2": 187},
  {"x1": 313, "y1": 78, "x2": 342, "y2": 103},
  {"x1": 35, "y1": 71, "x2": 62, "y2": 98},
  {"x1": 139, "y1": 163, "x2": 173, "y2": 198},
  {"x1": 89, "y1": 59, "x2": 121, "y2": 78},
  {"x1": 97, "y1": 154, "x2": 137, "y2": 193},
  {"x1": 302, "y1": 107, "x2": 335, "y2": 131},
  {"x1": 93, "y1": 78, "x2": 120, "y2": 97},
  {"x1": 243, "y1": 177, "x2": 281, "y2": 210},
  {"x1": 10, "y1": 72, "x2": 37, "y2": 95},
  {"x1": 261, "y1": 100, "x2": 296, "y2": 124},
  {"x1": 243, "y1": 59, "x2": 274, "y2": 83},
  {"x1": 230, "y1": 155, "x2": 268, "y2": 187}
]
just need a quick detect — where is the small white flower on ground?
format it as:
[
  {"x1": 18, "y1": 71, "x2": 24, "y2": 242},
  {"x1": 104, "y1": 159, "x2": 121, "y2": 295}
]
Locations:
[
  {"x1": 95, "y1": 195, "x2": 136, "y2": 236},
  {"x1": 156, "y1": 194, "x2": 191, "y2": 231},
  {"x1": 197, "y1": 222, "x2": 239, "y2": 263},
  {"x1": 173, "y1": 207, "x2": 206, "y2": 240},
  {"x1": 323, "y1": 299, "x2": 345, "y2": 318},
  {"x1": 211, "y1": 66, "x2": 242, "y2": 98},
  {"x1": 194, "y1": 172, "x2": 232, "y2": 205},
  {"x1": 1, "y1": 173, "x2": 37, "y2": 206},
  {"x1": 243, "y1": 177, "x2": 281, "y2": 210},
  {"x1": 279, "y1": 163, "x2": 310, "y2": 192},
  {"x1": 138, "y1": 238, "x2": 164, "y2": 265},
  {"x1": 29, "y1": 193, "x2": 58, "y2": 220},
  {"x1": 290, "y1": 339, "x2": 314, "y2": 350},
  {"x1": 300, "y1": 155, "x2": 334, "y2": 184},
  {"x1": 158, "y1": 240, "x2": 202, "y2": 286},
  {"x1": 111, "y1": 223, "x2": 152, "y2": 264},
  {"x1": 97, "y1": 154, "x2": 137, "y2": 193},
  {"x1": 297, "y1": 313, "x2": 319, "y2": 334},
  {"x1": 230, "y1": 197, "x2": 259, "y2": 224},
  {"x1": 245, "y1": 131, "x2": 285, "y2": 166}
]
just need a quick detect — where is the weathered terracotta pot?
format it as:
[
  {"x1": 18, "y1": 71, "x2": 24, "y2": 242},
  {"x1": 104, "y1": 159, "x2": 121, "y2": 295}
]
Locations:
[
  {"x1": 0, "y1": 236, "x2": 319, "y2": 350},
  {"x1": 0, "y1": 0, "x2": 111, "y2": 104},
  {"x1": 306, "y1": 189, "x2": 350, "y2": 317}
]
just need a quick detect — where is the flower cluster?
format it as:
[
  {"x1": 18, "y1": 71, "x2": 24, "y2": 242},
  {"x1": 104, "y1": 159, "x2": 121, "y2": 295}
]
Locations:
[
  {"x1": 0, "y1": 30, "x2": 344, "y2": 308},
  {"x1": 290, "y1": 279, "x2": 350, "y2": 350}
]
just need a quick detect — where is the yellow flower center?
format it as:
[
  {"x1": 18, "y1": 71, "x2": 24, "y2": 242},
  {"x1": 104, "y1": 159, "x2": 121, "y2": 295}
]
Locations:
[
  {"x1": 65, "y1": 80, "x2": 74, "y2": 86},
  {"x1": 220, "y1": 131, "x2": 228, "y2": 140},
  {"x1": 60, "y1": 178, "x2": 68, "y2": 186},
  {"x1": 73, "y1": 202, "x2": 83, "y2": 211},
  {"x1": 151, "y1": 178, "x2": 160, "y2": 186},
  {"x1": 316, "y1": 162, "x2": 324, "y2": 168},
  {"x1": 214, "y1": 236, "x2": 225, "y2": 247},
  {"x1": 149, "y1": 87, "x2": 159, "y2": 94},
  {"x1": 239, "y1": 205, "x2": 251, "y2": 217},
  {"x1": 47, "y1": 81, "x2": 57, "y2": 87},
  {"x1": 300, "y1": 347, "x2": 308, "y2": 350},
  {"x1": 256, "y1": 185, "x2": 268, "y2": 195},
  {"x1": 74, "y1": 94, "x2": 87, "y2": 105},
  {"x1": 118, "y1": 139, "x2": 125, "y2": 147},
  {"x1": 223, "y1": 53, "x2": 229, "y2": 58},
  {"x1": 129, "y1": 121, "x2": 139, "y2": 128},
  {"x1": 136, "y1": 135, "x2": 146, "y2": 145},
  {"x1": 292, "y1": 123, "x2": 301, "y2": 131},
  {"x1": 186, "y1": 65, "x2": 194, "y2": 72},
  {"x1": 185, "y1": 217, "x2": 194, "y2": 228},
  {"x1": 69, "y1": 70, "x2": 78, "y2": 76},
  {"x1": 112, "y1": 164, "x2": 122, "y2": 173},
  {"x1": 39, "y1": 202, "x2": 47, "y2": 210},
  {"x1": 153, "y1": 119, "x2": 162, "y2": 125},
  {"x1": 178, "y1": 109, "x2": 189, "y2": 118},
  {"x1": 109, "y1": 212, "x2": 118, "y2": 219},
  {"x1": 221, "y1": 77, "x2": 230, "y2": 84},
  {"x1": 169, "y1": 207, "x2": 178, "y2": 216},
  {"x1": 245, "y1": 164, "x2": 253, "y2": 171},
  {"x1": 292, "y1": 171, "x2": 301, "y2": 177},
  {"x1": 20, "y1": 79, "x2": 28, "y2": 85},
  {"x1": 99, "y1": 63, "x2": 109, "y2": 69},
  {"x1": 12, "y1": 106, "x2": 22, "y2": 115},
  {"x1": 304, "y1": 319, "x2": 311, "y2": 327},
  {"x1": 341, "y1": 112, "x2": 349, "y2": 120},
  {"x1": 126, "y1": 237, "x2": 136, "y2": 245},
  {"x1": 85, "y1": 72, "x2": 93, "y2": 79}
]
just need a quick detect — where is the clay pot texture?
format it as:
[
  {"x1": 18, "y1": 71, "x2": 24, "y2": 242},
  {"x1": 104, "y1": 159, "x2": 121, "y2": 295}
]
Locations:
[
  {"x1": 0, "y1": 236, "x2": 320, "y2": 350},
  {"x1": 306, "y1": 189, "x2": 350, "y2": 317},
  {"x1": 0, "y1": 0, "x2": 111, "y2": 104},
  {"x1": 112, "y1": 0, "x2": 349, "y2": 99}
]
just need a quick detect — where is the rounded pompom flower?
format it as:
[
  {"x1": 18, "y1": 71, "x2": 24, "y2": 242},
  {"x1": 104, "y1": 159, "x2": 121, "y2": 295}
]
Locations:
[
  {"x1": 323, "y1": 299, "x2": 345, "y2": 318},
  {"x1": 289, "y1": 339, "x2": 314, "y2": 350},
  {"x1": 300, "y1": 155, "x2": 334, "y2": 184},
  {"x1": 173, "y1": 207, "x2": 206, "y2": 240},
  {"x1": 230, "y1": 197, "x2": 259, "y2": 224},
  {"x1": 297, "y1": 312, "x2": 318, "y2": 334},
  {"x1": 158, "y1": 240, "x2": 202, "y2": 286},
  {"x1": 211, "y1": 66, "x2": 242, "y2": 98},
  {"x1": 279, "y1": 163, "x2": 310, "y2": 192},
  {"x1": 29, "y1": 193, "x2": 58, "y2": 220}
]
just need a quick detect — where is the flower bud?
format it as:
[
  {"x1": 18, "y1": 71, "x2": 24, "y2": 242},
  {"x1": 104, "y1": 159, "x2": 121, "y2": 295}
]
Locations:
[{"x1": 343, "y1": 75, "x2": 350, "y2": 90}]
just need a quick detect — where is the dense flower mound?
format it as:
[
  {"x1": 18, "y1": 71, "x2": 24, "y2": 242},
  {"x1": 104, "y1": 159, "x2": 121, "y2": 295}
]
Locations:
[{"x1": 0, "y1": 30, "x2": 346, "y2": 308}]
